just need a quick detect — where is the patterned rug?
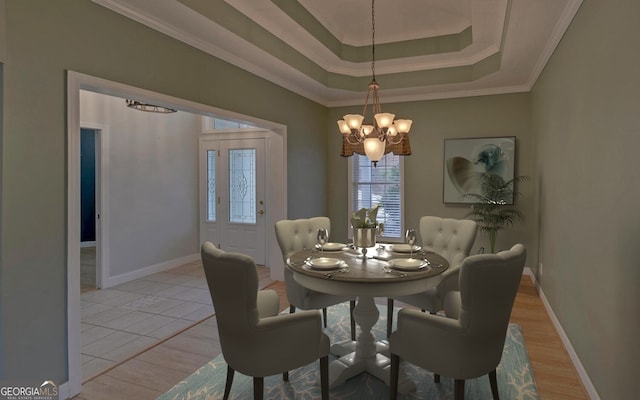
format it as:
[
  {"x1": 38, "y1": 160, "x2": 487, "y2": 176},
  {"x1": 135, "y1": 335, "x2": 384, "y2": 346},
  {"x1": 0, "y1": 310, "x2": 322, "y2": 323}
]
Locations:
[{"x1": 158, "y1": 302, "x2": 538, "y2": 399}]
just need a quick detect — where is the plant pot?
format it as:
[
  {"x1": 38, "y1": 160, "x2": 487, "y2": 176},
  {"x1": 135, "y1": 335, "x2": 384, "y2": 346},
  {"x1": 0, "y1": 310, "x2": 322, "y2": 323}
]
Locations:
[{"x1": 353, "y1": 227, "x2": 378, "y2": 249}]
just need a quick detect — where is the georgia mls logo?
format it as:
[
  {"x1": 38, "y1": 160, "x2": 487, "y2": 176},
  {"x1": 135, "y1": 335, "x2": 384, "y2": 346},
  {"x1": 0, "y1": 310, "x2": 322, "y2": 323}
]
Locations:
[{"x1": 0, "y1": 380, "x2": 58, "y2": 400}]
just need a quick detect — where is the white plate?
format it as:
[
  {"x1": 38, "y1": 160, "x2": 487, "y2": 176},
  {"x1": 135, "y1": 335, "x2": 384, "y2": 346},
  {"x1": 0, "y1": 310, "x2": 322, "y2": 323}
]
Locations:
[
  {"x1": 316, "y1": 242, "x2": 346, "y2": 251},
  {"x1": 389, "y1": 258, "x2": 427, "y2": 271},
  {"x1": 390, "y1": 244, "x2": 421, "y2": 253},
  {"x1": 305, "y1": 257, "x2": 344, "y2": 270}
]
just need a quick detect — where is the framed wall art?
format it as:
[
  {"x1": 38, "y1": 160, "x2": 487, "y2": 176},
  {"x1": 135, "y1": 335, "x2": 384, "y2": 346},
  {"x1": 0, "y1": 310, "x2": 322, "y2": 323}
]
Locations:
[{"x1": 443, "y1": 136, "x2": 516, "y2": 204}]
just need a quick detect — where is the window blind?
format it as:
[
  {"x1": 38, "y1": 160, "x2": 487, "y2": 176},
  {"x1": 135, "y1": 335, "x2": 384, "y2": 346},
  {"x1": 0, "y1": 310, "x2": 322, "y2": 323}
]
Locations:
[{"x1": 351, "y1": 153, "x2": 403, "y2": 239}]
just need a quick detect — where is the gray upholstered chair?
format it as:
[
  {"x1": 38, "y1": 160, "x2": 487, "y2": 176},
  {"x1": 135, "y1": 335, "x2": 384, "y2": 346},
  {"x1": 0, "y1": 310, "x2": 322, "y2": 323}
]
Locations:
[
  {"x1": 275, "y1": 217, "x2": 356, "y2": 340},
  {"x1": 201, "y1": 242, "x2": 329, "y2": 400},
  {"x1": 389, "y1": 244, "x2": 526, "y2": 400},
  {"x1": 387, "y1": 216, "x2": 477, "y2": 337}
]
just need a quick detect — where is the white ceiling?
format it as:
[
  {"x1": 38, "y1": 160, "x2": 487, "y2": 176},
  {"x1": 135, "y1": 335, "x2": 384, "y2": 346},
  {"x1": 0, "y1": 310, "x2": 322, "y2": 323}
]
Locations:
[{"x1": 93, "y1": 0, "x2": 583, "y2": 107}]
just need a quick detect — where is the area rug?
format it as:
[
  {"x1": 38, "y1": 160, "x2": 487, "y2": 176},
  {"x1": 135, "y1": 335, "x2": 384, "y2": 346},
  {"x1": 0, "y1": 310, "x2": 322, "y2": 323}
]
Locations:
[{"x1": 158, "y1": 302, "x2": 538, "y2": 399}]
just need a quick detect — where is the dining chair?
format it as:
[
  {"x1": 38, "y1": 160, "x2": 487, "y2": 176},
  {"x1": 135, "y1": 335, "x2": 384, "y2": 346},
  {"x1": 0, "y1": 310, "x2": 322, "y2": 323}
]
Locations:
[
  {"x1": 275, "y1": 217, "x2": 357, "y2": 341},
  {"x1": 387, "y1": 216, "x2": 477, "y2": 337},
  {"x1": 201, "y1": 242, "x2": 329, "y2": 400},
  {"x1": 389, "y1": 244, "x2": 526, "y2": 400}
]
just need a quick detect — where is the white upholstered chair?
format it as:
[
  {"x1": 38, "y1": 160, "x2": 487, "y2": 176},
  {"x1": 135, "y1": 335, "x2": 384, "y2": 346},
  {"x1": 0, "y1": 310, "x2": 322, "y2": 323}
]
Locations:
[
  {"x1": 389, "y1": 244, "x2": 526, "y2": 400},
  {"x1": 275, "y1": 217, "x2": 356, "y2": 340},
  {"x1": 201, "y1": 242, "x2": 329, "y2": 400},
  {"x1": 387, "y1": 216, "x2": 477, "y2": 337}
]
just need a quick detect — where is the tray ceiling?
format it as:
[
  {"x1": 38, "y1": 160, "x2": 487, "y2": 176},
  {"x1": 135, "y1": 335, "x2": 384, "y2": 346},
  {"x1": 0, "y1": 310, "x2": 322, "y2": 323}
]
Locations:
[{"x1": 93, "y1": 0, "x2": 583, "y2": 106}]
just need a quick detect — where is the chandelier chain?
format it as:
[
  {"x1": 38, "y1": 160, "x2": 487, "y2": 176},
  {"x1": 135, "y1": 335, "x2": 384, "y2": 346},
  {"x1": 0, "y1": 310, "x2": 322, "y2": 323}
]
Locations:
[{"x1": 371, "y1": 0, "x2": 376, "y2": 81}]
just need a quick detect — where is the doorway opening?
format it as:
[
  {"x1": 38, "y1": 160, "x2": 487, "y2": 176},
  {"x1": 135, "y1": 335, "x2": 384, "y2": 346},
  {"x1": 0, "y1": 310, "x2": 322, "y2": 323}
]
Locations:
[{"x1": 66, "y1": 71, "x2": 287, "y2": 398}]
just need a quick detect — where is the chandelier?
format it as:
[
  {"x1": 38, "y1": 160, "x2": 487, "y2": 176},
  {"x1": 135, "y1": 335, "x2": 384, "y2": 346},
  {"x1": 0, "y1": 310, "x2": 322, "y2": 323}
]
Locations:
[{"x1": 337, "y1": 0, "x2": 413, "y2": 166}]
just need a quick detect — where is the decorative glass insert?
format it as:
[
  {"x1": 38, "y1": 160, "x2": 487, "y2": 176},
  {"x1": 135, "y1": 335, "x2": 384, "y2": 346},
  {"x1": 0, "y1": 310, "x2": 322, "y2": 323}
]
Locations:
[
  {"x1": 207, "y1": 150, "x2": 216, "y2": 222},
  {"x1": 351, "y1": 153, "x2": 402, "y2": 238},
  {"x1": 229, "y1": 149, "x2": 256, "y2": 224}
]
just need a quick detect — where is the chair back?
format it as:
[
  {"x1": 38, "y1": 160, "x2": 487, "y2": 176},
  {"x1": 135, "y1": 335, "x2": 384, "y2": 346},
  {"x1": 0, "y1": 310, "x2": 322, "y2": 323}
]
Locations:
[
  {"x1": 419, "y1": 216, "x2": 477, "y2": 267},
  {"x1": 275, "y1": 217, "x2": 331, "y2": 306},
  {"x1": 275, "y1": 217, "x2": 330, "y2": 257},
  {"x1": 457, "y1": 244, "x2": 527, "y2": 337},
  {"x1": 201, "y1": 242, "x2": 260, "y2": 355}
]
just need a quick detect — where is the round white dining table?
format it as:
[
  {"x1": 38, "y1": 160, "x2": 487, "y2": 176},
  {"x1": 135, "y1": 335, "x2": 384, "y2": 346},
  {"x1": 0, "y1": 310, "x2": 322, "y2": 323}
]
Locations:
[{"x1": 287, "y1": 245, "x2": 449, "y2": 393}]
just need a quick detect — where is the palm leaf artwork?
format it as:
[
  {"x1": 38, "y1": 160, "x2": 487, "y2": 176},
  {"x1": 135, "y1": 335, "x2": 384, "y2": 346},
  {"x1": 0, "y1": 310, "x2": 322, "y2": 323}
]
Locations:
[{"x1": 464, "y1": 173, "x2": 527, "y2": 253}]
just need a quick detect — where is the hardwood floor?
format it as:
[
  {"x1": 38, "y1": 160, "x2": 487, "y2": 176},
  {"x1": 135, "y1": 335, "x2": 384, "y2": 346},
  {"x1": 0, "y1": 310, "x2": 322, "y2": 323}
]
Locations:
[{"x1": 73, "y1": 272, "x2": 588, "y2": 400}]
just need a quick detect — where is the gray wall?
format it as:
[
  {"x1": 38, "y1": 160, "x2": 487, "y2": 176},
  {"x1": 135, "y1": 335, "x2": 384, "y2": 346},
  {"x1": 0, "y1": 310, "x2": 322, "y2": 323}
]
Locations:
[
  {"x1": 531, "y1": 1, "x2": 640, "y2": 398},
  {"x1": 328, "y1": 93, "x2": 535, "y2": 259},
  {"x1": 0, "y1": 0, "x2": 327, "y2": 383},
  {"x1": 80, "y1": 91, "x2": 201, "y2": 280},
  {"x1": 2, "y1": 0, "x2": 637, "y2": 398}
]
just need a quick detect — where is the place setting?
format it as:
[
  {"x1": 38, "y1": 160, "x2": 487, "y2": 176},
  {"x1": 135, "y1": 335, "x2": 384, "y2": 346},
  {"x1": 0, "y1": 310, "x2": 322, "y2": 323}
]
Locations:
[
  {"x1": 382, "y1": 229, "x2": 436, "y2": 277},
  {"x1": 302, "y1": 228, "x2": 349, "y2": 277}
]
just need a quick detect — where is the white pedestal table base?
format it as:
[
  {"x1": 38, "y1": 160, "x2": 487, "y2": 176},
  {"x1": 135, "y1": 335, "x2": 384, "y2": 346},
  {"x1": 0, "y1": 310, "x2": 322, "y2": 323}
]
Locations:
[{"x1": 327, "y1": 296, "x2": 415, "y2": 393}]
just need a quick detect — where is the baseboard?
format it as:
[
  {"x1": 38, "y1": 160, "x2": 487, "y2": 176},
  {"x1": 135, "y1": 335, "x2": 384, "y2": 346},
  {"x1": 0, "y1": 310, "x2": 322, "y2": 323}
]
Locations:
[
  {"x1": 523, "y1": 268, "x2": 601, "y2": 400},
  {"x1": 103, "y1": 253, "x2": 200, "y2": 288},
  {"x1": 57, "y1": 380, "x2": 70, "y2": 400}
]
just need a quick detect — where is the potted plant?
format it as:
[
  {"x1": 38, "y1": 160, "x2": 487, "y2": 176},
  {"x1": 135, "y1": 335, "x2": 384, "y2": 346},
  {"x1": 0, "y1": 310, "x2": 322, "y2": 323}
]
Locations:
[
  {"x1": 351, "y1": 204, "x2": 384, "y2": 257},
  {"x1": 464, "y1": 173, "x2": 527, "y2": 253}
]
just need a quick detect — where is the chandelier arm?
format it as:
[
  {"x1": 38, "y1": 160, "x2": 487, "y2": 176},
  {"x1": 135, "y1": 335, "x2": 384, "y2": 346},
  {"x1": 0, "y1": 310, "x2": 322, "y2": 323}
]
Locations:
[
  {"x1": 345, "y1": 133, "x2": 363, "y2": 145},
  {"x1": 386, "y1": 134, "x2": 404, "y2": 145}
]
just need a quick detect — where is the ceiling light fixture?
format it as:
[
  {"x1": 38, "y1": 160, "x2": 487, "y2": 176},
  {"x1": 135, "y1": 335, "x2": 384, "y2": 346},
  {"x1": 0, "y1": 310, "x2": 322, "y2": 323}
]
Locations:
[
  {"x1": 125, "y1": 99, "x2": 177, "y2": 114},
  {"x1": 337, "y1": 0, "x2": 413, "y2": 166}
]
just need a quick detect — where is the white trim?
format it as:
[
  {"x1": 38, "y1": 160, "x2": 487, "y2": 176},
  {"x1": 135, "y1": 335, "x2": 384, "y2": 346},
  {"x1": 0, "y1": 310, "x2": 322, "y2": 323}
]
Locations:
[
  {"x1": 80, "y1": 241, "x2": 96, "y2": 248},
  {"x1": 66, "y1": 70, "x2": 288, "y2": 398},
  {"x1": 103, "y1": 253, "x2": 200, "y2": 288},
  {"x1": 526, "y1": 0, "x2": 584, "y2": 92},
  {"x1": 57, "y1": 382, "x2": 70, "y2": 400},
  {"x1": 91, "y1": 0, "x2": 583, "y2": 107},
  {"x1": 66, "y1": 71, "x2": 83, "y2": 399},
  {"x1": 523, "y1": 268, "x2": 601, "y2": 400}
]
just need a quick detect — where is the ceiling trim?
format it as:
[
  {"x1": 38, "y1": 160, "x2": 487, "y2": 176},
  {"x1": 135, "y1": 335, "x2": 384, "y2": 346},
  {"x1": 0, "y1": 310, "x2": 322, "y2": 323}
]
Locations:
[{"x1": 92, "y1": 0, "x2": 584, "y2": 107}]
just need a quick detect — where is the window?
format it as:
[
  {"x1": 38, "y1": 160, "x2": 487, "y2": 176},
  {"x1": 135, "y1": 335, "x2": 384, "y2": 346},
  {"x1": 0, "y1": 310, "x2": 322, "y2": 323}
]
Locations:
[
  {"x1": 349, "y1": 153, "x2": 403, "y2": 240},
  {"x1": 206, "y1": 150, "x2": 216, "y2": 222}
]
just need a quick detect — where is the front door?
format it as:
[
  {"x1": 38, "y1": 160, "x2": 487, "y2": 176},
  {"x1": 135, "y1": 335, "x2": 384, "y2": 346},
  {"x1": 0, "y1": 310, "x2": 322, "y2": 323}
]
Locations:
[{"x1": 200, "y1": 137, "x2": 267, "y2": 264}]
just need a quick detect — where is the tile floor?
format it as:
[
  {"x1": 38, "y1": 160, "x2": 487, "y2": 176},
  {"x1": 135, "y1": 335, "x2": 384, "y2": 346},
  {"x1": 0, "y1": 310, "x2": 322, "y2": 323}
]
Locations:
[{"x1": 81, "y1": 260, "x2": 214, "y2": 381}]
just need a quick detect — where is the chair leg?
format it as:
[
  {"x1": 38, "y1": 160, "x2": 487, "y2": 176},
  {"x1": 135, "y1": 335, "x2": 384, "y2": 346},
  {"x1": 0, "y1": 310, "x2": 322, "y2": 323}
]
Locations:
[
  {"x1": 489, "y1": 369, "x2": 499, "y2": 399},
  {"x1": 322, "y1": 307, "x2": 328, "y2": 327},
  {"x1": 289, "y1": 305, "x2": 295, "y2": 314},
  {"x1": 253, "y1": 376, "x2": 264, "y2": 400},
  {"x1": 350, "y1": 300, "x2": 356, "y2": 341},
  {"x1": 389, "y1": 353, "x2": 400, "y2": 400},
  {"x1": 320, "y1": 356, "x2": 329, "y2": 400},
  {"x1": 387, "y1": 298, "x2": 394, "y2": 338},
  {"x1": 223, "y1": 365, "x2": 235, "y2": 400},
  {"x1": 454, "y1": 379, "x2": 465, "y2": 400},
  {"x1": 283, "y1": 371, "x2": 289, "y2": 381},
  {"x1": 434, "y1": 373, "x2": 440, "y2": 383}
]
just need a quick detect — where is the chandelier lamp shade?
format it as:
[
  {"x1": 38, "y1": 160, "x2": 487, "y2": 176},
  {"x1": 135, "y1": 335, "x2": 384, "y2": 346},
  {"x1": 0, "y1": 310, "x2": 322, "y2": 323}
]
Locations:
[{"x1": 337, "y1": 0, "x2": 413, "y2": 166}]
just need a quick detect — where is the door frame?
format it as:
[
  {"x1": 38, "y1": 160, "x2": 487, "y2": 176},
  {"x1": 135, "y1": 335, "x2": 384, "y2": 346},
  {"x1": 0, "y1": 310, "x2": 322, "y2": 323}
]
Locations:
[
  {"x1": 66, "y1": 71, "x2": 287, "y2": 398},
  {"x1": 199, "y1": 133, "x2": 272, "y2": 264}
]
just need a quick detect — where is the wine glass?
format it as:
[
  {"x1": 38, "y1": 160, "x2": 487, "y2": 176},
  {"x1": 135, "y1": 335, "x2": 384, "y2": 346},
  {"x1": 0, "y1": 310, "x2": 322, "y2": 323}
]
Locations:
[
  {"x1": 405, "y1": 228, "x2": 416, "y2": 259},
  {"x1": 376, "y1": 223, "x2": 385, "y2": 251},
  {"x1": 317, "y1": 228, "x2": 328, "y2": 258}
]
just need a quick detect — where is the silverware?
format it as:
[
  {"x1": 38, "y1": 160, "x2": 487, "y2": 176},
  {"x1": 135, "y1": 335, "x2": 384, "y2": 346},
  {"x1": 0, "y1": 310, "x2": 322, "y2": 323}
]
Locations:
[
  {"x1": 323, "y1": 267, "x2": 349, "y2": 278},
  {"x1": 383, "y1": 267, "x2": 407, "y2": 277}
]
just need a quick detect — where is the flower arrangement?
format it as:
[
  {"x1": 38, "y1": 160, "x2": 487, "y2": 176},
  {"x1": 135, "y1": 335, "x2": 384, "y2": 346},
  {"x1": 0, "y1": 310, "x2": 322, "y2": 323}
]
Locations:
[{"x1": 351, "y1": 204, "x2": 383, "y2": 230}]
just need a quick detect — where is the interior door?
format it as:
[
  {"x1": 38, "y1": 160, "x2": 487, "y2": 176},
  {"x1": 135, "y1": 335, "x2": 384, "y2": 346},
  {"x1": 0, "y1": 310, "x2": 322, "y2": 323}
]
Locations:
[{"x1": 200, "y1": 137, "x2": 267, "y2": 264}]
